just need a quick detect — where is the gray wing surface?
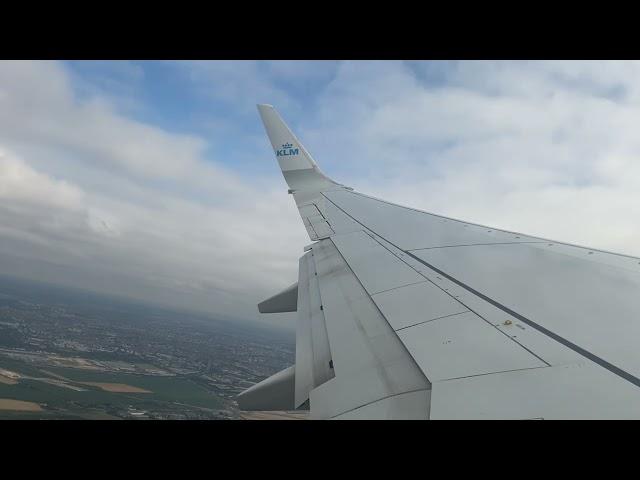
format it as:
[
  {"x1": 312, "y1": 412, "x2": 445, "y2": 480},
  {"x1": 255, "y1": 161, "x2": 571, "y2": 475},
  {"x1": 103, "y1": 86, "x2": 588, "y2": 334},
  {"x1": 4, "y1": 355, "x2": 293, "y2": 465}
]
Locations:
[{"x1": 237, "y1": 104, "x2": 640, "y2": 419}]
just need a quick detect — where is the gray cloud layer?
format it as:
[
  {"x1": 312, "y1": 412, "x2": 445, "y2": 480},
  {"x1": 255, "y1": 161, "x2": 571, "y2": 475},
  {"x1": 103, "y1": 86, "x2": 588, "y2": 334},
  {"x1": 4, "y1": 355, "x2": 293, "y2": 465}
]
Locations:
[{"x1": 1, "y1": 60, "x2": 639, "y2": 329}]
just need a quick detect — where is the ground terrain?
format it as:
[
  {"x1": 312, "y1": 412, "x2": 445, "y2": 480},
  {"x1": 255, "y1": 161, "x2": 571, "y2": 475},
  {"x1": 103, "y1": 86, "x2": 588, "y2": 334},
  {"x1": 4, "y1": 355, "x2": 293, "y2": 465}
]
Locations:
[{"x1": 0, "y1": 276, "x2": 294, "y2": 420}]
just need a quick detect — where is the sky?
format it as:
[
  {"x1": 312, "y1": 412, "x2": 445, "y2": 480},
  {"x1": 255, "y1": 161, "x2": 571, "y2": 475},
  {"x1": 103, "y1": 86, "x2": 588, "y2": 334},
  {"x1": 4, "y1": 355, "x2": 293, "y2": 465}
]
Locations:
[{"x1": 1, "y1": 60, "x2": 640, "y2": 329}]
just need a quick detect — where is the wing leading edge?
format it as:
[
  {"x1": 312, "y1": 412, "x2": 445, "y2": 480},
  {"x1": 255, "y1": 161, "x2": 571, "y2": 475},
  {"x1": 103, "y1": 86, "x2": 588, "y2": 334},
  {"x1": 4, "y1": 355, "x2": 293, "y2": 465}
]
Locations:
[{"x1": 238, "y1": 104, "x2": 640, "y2": 419}]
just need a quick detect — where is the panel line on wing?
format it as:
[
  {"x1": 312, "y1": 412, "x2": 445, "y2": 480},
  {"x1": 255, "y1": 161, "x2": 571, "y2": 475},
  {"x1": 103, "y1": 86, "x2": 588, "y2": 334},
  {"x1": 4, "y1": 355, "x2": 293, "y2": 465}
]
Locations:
[
  {"x1": 328, "y1": 387, "x2": 430, "y2": 419},
  {"x1": 408, "y1": 241, "x2": 547, "y2": 251},
  {"x1": 393, "y1": 310, "x2": 470, "y2": 332},
  {"x1": 367, "y1": 280, "x2": 428, "y2": 297},
  {"x1": 436, "y1": 365, "x2": 549, "y2": 383}
]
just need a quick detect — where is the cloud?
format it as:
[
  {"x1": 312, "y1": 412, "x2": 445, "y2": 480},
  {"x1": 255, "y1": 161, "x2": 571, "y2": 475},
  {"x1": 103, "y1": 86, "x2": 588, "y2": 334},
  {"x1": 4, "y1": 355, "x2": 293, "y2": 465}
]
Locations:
[
  {"x1": 295, "y1": 61, "x2": 640, "y2": 257},
  {"x1": 0, "y1": 61, "x2": 307, "y2": 327},
  {"x1": 0, "y1": 149, "x2": 84, "y2": 209},
  {"x1": 2, "y1": 60, "x2": 640, "y2": 331},
  {"x1": 172, "y1": 61, "x2": 298, "y2": 116}
]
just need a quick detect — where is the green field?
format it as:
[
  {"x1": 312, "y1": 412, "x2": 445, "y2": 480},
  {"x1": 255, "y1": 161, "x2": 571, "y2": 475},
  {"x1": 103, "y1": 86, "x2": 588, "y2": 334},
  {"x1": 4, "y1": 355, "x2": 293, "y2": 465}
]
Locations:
[
  {"x1": 0, "y1": 356, "x2": 50, "y2": 377},
  {"x1": 0, "y1": 358, "x2": 224, "y2": 418},
  {"x1": 46, "y1": 366, "x2": 224, "y2": 409}
]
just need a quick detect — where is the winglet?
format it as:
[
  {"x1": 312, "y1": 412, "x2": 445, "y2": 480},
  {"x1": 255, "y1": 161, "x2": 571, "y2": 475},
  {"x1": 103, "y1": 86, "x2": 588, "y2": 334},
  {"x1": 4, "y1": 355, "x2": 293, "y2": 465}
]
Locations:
[{"x1": 257, "y1": 104, "x2": 342, "y2": 192}]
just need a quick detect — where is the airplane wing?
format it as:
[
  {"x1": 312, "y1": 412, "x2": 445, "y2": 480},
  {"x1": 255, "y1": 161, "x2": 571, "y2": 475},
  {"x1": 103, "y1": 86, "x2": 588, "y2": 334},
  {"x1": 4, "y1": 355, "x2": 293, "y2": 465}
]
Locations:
[{"x1": 237, "y1": 104, "x2": 640, "y2": 419}]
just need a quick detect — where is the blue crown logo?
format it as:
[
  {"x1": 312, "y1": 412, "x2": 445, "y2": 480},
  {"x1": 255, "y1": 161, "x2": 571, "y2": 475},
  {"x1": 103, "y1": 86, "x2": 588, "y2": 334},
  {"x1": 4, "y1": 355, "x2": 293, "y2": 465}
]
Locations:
[{"x1": 276, "y1": 142, "x2": 299, "y2": 157}]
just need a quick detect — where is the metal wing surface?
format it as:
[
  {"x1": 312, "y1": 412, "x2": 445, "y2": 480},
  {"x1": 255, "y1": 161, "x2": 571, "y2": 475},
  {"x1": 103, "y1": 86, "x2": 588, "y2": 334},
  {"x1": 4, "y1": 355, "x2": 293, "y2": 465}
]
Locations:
[{"x1": 236, "y1": 104, "x2": 640, "y2": 420}]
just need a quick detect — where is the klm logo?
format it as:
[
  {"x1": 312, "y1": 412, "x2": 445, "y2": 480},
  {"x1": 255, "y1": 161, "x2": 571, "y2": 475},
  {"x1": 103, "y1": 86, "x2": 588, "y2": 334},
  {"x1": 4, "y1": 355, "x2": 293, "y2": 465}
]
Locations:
[{"x1": 276, "y1": 143, "x2": 299, "y2": 157}]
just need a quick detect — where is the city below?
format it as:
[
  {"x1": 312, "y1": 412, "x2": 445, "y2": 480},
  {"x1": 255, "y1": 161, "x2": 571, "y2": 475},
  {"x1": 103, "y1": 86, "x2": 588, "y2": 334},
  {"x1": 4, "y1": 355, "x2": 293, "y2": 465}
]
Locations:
[{"x1": 0, "y1": 275, "x2": 296, "y2": 420}]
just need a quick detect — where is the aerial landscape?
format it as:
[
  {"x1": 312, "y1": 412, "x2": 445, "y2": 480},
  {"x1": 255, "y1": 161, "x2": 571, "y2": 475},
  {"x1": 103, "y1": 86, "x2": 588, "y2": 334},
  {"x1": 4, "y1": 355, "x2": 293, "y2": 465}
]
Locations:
[
  {"x1": 3, "y1": 60, "x2": 640, "y2": 419},
  {"x1": 0, "y1": 275, "x2": 294, "y2": 419}
]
